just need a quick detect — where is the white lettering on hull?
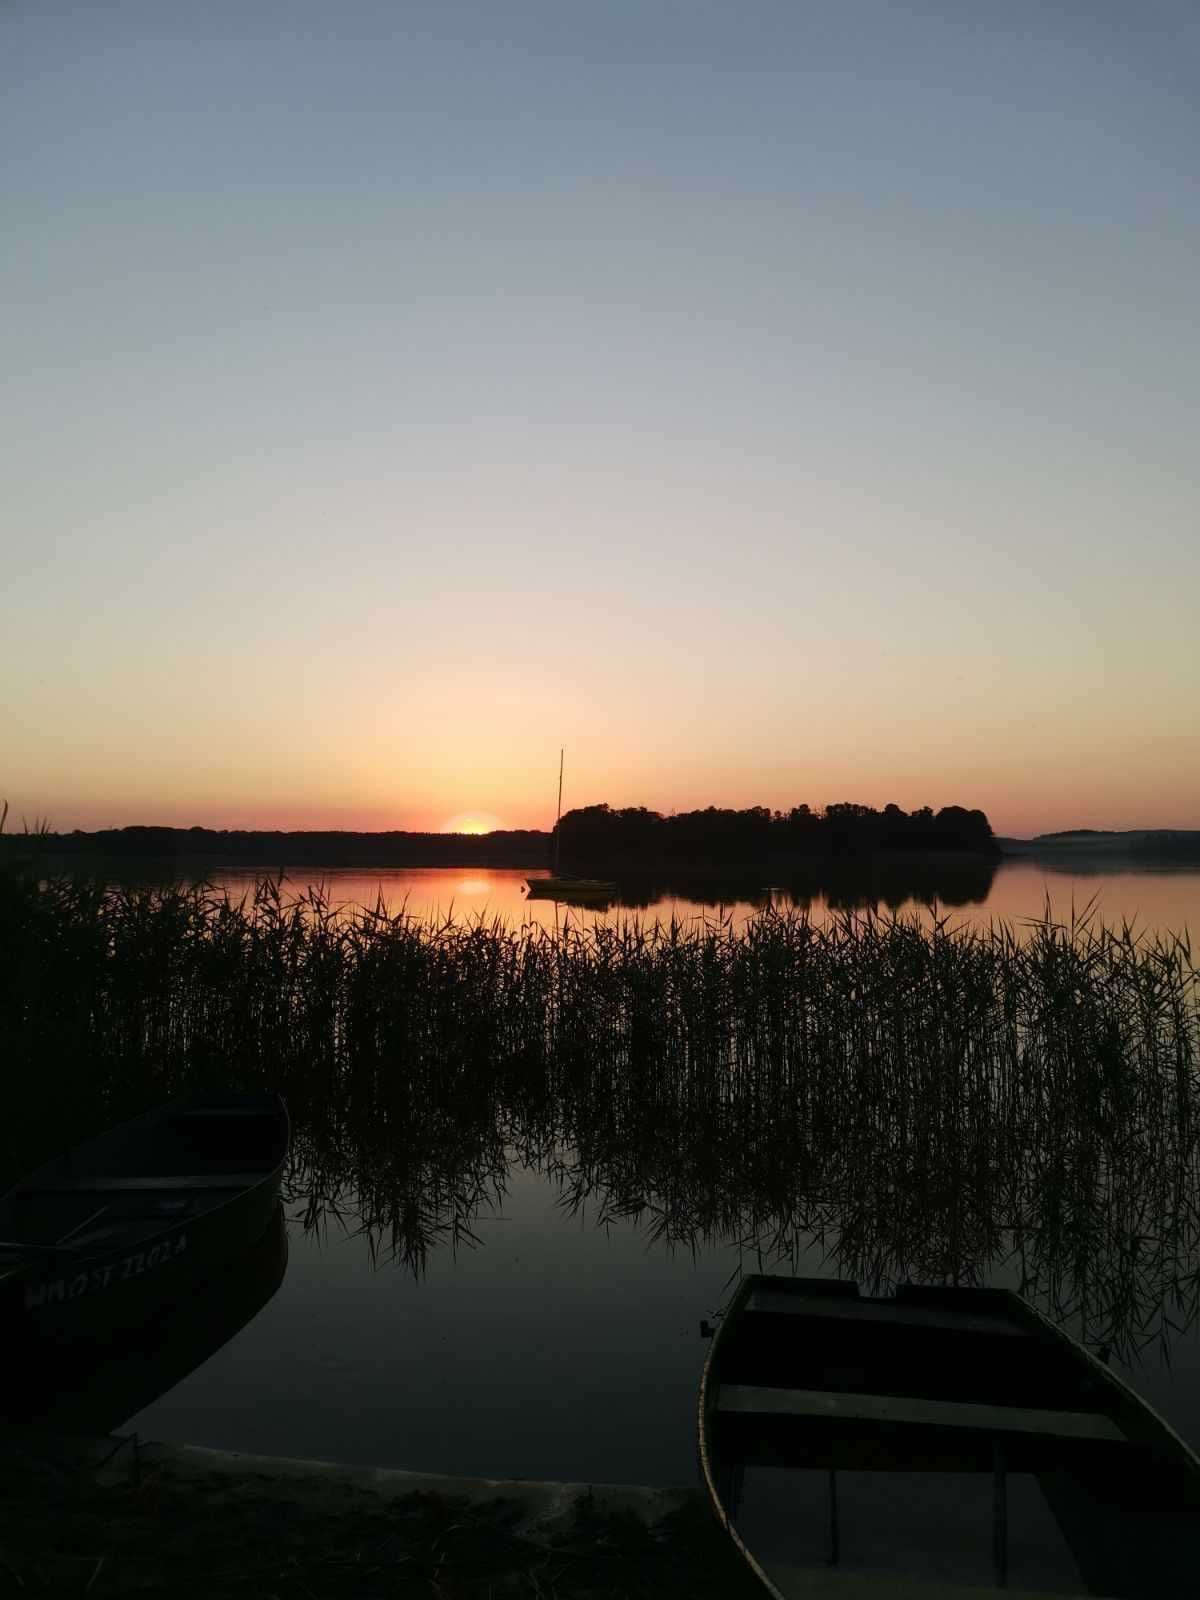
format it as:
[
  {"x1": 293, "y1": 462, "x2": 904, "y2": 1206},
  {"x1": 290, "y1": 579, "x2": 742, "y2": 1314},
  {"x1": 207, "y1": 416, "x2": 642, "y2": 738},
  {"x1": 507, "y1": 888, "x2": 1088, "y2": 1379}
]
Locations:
[{"x1": 22, "y1": 1233, "x2": 189, "y2": 1311}]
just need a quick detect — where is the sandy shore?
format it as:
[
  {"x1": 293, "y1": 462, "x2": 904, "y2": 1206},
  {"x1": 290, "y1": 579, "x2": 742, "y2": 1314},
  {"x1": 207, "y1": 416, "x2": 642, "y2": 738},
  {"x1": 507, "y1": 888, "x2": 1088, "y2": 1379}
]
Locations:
[{"x1": 1, "y1": 1430, "x2": 761, "y2": 1597}]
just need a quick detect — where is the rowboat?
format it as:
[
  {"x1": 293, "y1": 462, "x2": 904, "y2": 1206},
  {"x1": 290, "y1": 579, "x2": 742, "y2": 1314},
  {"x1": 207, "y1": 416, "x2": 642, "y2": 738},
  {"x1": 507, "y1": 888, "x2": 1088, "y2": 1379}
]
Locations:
[
  {"x1": 3, "y1": 1202, "x2": 288, "y2": 1434},
  {"x1": 0, "y1": 1093, "x2": 289, "y2": 1343},
  {"x1": 699, "y1": 1275, "x2": 1200, "y2": 1598}
]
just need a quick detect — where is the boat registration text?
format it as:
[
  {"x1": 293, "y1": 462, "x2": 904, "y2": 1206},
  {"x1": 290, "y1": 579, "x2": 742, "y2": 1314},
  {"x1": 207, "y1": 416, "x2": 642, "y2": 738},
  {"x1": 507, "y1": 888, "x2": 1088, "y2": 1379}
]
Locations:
[{"x1": 24, "y1": 1234, "x2": 189, "y2": 1310}]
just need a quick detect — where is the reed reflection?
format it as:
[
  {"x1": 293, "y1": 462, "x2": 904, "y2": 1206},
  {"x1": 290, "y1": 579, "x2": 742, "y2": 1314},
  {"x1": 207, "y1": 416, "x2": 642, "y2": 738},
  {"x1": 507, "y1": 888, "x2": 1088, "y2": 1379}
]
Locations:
[
  {"x1": 274, "y1": 903, "x2": 1197, "y2": 1366},
  {"x1": 7, "y1": 874, "x2": 1198, "y2": 1368}
]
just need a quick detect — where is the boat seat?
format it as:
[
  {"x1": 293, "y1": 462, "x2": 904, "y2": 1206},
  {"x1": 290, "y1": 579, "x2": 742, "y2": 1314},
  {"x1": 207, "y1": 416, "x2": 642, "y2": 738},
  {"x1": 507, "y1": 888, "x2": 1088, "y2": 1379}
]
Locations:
[
  {"x1": 717, "y1": 1386, "x2": 1126, "y2": 1443},
  {"x1": 179, "y1": 1107, "x2": 281, "y2": 1118},
  {"x1": 745, "y1": 1289, "x2": 1026, "y2": 1338},
  {"x1": 33, "y1": 1173, "x2": 268, "y2": 1193}
]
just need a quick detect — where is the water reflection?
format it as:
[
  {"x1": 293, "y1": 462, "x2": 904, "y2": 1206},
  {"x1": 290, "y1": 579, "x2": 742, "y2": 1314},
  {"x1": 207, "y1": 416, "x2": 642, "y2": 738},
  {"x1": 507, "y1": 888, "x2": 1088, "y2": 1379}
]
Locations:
[
  {"x1": 31, "y1": 857, "x2": 1199, "y2": 942},
  {"x1": 213, "y1": 859, "x2": 1192, "y2": 934},
  {"x1": 62, "y1": 857, "x2": 1004, "y2": 925},
  {"x1": 287, "y1": 983, "x2": 1200, "y2": 1372},
  {"x1": 785, "y1": 856, "x2": 999, "y2": 912},
  {"x1": 598, "y1": 858, "x2": 998, "y2": 915},
  {"x1": 8, "y1": 867, "x2": 1200, "y2": 1455}
]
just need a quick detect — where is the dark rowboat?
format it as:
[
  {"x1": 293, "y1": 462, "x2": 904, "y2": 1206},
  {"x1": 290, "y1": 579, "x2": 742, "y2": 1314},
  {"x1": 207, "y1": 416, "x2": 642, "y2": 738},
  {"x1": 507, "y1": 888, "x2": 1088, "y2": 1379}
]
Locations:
[
  {"x1": 3, "y1": 1203, "x2": 288, "y2": 1434},
  {"x1": 0, "y1": 1093, "x2": 288, "y2": 1344},
  {"x1": 699, "y1": 1276, "x2": 1200, "y2": 1598}
]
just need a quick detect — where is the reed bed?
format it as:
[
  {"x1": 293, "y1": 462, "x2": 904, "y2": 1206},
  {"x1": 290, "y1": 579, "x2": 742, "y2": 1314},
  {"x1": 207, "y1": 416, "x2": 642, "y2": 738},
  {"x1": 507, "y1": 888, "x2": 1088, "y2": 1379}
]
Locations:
[{"x1": 2, "y1": 871, "x2": 1198, "y2": 1359}]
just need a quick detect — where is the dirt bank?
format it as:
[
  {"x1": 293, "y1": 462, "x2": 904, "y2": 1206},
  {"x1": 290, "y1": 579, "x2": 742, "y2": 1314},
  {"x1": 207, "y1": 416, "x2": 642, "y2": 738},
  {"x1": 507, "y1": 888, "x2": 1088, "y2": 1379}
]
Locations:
[{"x1": 0, "y1": 1432, "x2": 762, "y2": 1598}]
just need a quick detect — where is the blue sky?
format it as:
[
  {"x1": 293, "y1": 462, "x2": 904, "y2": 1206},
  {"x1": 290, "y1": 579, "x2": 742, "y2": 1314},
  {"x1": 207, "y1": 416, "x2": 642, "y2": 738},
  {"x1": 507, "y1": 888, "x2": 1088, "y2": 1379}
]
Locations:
[{"x1": 4, "y1": 2, "x2": 1198, "y2": 833}]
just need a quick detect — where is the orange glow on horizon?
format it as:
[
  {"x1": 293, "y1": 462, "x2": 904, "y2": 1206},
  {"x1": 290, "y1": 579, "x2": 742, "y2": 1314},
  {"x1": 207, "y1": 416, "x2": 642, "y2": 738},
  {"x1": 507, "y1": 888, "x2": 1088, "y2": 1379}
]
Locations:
[
  {"x1": 9, "y1": 784, "x2": 1199, "y2": 841},
  {"x1": 441, "y1": 812, "x2": 504, "y2": 836}
]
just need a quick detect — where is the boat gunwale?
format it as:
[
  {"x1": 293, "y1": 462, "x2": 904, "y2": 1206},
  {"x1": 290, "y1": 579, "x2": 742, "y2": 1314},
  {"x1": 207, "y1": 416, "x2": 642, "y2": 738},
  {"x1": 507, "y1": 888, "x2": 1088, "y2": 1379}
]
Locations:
[{"x1": 0, "y1": 1095, "x2": 290, "y2": 1290}]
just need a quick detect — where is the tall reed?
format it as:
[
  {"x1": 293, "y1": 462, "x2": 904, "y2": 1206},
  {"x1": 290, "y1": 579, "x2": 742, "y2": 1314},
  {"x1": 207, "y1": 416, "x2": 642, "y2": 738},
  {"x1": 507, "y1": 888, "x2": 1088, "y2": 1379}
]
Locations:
[{"x1": 2, "y1": 873, "x2": 1197, "y2": 1357}]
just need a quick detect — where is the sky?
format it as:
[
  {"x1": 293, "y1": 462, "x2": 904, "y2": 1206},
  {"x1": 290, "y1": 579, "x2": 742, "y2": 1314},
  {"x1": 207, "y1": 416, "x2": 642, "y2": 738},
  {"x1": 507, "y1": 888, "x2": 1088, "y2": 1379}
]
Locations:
[{"x1": 3, "y1": 1, "x2": 1198, "y2": 838}]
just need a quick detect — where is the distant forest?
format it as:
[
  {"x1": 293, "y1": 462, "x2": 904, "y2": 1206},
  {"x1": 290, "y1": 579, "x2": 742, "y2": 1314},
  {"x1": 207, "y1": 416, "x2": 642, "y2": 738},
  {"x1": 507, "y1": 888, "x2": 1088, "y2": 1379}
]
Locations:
[
  {"x1": 1019, "y1": 829, "x2": 1200, "y2": 861},
  {"x1": 2, "y1": 826, "x2": 549, "y2": 868},
  {"x1": 0, "y1": 802, "x2": 1000, "y2": 870},
  {"x1": 555, "y1": 802, "x2": 997, "y2": 868}
]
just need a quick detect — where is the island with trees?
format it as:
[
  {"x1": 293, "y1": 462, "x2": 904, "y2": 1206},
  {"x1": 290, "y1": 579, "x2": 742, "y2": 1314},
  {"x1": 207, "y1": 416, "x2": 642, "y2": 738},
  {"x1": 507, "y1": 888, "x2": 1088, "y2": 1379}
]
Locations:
[{"x1": 553, "y1": 802, "x2": 998, "y2": 872}]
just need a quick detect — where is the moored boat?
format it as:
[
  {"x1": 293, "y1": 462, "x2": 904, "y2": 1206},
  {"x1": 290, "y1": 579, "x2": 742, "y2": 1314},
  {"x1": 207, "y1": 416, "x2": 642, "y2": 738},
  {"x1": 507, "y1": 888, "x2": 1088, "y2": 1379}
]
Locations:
[
  {"x1": 527, "y1": 749, "x2": 616, "y2": 903},
  {"x1": 524, "y1": 876, "x2": 616, "y2": 901},
  {"x1": 699, "y1": 1275, "x2": 1200, "y2": 1598},
  {"x1": 3, "y1": 1202, "x2": 288, "y2": 1433},
  {"x1": 0, "y1": 1092, "x2": 289, "y2": 1344}
]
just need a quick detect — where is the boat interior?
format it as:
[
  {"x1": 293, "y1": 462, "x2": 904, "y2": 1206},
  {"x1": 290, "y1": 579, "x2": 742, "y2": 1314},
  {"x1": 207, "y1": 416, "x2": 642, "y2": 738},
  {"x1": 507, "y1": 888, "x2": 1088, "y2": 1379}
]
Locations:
[
  {"x1": 707, "y1": 1278, "x2": 1200, "y2": 1599},
  {"x1": 0, "y1": 1101, "x2": 287, "y2": 1259}
]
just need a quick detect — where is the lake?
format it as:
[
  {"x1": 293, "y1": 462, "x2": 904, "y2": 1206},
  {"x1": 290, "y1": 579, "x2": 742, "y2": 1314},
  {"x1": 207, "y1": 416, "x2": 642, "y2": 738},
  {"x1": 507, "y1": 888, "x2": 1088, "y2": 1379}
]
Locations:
[
  {"x1": 10, "y1": 858, "x2": 1200, "y2": 1496},
  {"x1": 202, "y1": 858, "x2": 1199, "y2": 939},
  {"x1": 119, "y1": 1167, "x2": 1200, "y2": 1490},
  {"x1": 107, "y1": 859, "x2": 1200, "y2": 1485}
]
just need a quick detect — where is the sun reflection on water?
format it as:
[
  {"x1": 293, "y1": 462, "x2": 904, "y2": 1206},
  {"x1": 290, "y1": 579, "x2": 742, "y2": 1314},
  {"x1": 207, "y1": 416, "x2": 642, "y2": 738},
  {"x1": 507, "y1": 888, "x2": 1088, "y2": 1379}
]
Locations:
[{"x1": 455, "y1": 876, "x2": 493, "y2": 897}]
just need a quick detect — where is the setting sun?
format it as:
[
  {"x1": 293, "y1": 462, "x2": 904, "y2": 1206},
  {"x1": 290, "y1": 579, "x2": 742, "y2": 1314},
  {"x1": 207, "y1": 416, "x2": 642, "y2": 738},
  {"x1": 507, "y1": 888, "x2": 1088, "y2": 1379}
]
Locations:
[{"x1": 441, "y1": 813, "x2": 503, "y2": 836}]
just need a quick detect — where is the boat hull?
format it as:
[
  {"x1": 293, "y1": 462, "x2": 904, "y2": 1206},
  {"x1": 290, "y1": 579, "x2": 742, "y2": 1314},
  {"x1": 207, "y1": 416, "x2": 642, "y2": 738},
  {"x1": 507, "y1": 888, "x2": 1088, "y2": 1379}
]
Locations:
[
  {"x1": 699, "y1": 1276, "x2": 1200, "y2": 1598},
  {"x1": 0, "y1": 1093, "x2": 289, "y2": 1347},
  {"x1": 4, "y1": 1203, "x2": 289, "y2": 1432}
]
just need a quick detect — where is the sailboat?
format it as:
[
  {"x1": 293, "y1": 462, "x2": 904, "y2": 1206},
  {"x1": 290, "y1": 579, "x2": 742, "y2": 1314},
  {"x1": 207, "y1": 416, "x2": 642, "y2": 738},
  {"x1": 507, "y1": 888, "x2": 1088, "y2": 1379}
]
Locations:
[{"x1": 524, "y1": 750, "x2": 615, "y2": 902}]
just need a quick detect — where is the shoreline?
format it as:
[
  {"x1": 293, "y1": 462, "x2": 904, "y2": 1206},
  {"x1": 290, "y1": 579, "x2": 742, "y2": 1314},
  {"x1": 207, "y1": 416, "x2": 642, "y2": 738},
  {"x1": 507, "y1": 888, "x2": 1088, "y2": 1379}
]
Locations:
[
  {"x1": 9, "y1": 1426, "x2": 697, "y2": 1526},
  {"x1": 2, "y1": 1428, "x2": 760, "y2": 1597},
  {"x1": 2, "y1": 845, "x2": 1002, "y2": 874}
]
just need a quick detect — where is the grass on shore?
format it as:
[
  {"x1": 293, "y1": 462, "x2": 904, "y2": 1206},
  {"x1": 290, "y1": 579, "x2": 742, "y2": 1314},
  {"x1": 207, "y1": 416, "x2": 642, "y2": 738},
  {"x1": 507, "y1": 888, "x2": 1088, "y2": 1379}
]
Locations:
[{"x1": 0, "y1": 1451, "x2": 758, "y2": 1600}]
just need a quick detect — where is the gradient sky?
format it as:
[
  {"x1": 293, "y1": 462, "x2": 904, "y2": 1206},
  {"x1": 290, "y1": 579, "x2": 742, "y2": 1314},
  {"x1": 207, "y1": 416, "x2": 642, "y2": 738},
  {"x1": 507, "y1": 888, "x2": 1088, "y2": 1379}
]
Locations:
[{"x1": 4, "y1": 2, "x2": 1198, "y2": 837}]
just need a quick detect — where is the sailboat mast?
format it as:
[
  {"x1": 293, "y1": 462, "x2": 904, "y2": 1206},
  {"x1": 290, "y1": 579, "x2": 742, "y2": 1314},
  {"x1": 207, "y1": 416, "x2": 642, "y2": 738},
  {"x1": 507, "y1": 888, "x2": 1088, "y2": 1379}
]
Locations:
[{"x1": 554, "y1": 748, "x2": 563, "y2": 875}]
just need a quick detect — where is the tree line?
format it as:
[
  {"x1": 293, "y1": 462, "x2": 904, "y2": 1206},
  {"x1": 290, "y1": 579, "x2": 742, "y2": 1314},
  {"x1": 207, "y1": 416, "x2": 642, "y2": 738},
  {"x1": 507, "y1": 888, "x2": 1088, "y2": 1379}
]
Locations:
[
  {"x1": 557, "y1": 802, "x2": 997, "y2": 866},
  {"x1": 0, "y1": 826, "x2": 549, "y2": 868},
  {"x1": 0, "y1": 802, "x2": 998, "y2": 870}
]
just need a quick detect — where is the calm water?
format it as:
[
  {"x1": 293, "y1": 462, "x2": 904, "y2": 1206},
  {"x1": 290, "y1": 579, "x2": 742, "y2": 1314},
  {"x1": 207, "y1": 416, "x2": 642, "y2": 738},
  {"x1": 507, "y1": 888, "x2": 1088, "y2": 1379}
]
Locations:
[
  {"x1": 205, "y1": 859, "x2": 1199, "y2": 939},
  {"x1": 122, "y1": 1173, "x2": 1200, "y2": 1489},
  {"x1": 104, "y1": 859, "x2": 1200, "y2": 1486},
  {"x1": 9, "y1": 864, "x2": 1196, "y2": 1484},
  {"x1": 131, "y1": 1174, "x2": 743, "y2": 1484}
]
